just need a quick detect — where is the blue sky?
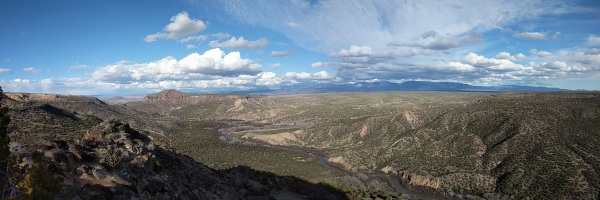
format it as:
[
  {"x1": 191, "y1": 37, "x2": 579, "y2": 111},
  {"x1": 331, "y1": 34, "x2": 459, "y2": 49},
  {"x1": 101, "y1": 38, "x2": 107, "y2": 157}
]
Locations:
[{"x1": 1, "y1": 0, "x2": 599, "y2": 95}]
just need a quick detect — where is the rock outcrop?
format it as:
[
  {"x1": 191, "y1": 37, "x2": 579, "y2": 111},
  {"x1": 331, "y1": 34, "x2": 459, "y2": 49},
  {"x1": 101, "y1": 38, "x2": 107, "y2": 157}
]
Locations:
[
  {"x1": 143, "y1": 89, "x2": 189, "y2": 102},
  {"x1": 41, "y1": 120, "x2": 238, "y2": 199},
  {"x1": 399, "y1": 171, "x2": 441, "y2": 189},
  {"x1": 15, "y1": 120, "x2": 347, "y2": 199}
]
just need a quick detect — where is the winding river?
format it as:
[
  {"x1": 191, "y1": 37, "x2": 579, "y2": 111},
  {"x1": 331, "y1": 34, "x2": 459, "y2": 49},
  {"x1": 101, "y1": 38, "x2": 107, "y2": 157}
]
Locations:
[{"x1": 218, "y1": 127, "x2": 442, "y2": 200}]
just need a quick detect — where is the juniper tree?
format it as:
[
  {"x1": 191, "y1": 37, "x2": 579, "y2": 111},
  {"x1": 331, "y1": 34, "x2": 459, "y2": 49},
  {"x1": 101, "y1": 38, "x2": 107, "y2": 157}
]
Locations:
[{"x1": 0, "y1": 87, "x2": 11, "y2": 197}]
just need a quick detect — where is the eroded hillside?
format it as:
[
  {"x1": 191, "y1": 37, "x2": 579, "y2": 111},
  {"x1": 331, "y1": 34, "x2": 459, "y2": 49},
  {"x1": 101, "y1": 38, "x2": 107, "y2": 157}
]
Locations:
[
  {"x1": 4, "y1": 91, "x2": 600, "y2": 199},
  {"x1": 129, "y1": 91, "x2": 600, "y2": 199}
]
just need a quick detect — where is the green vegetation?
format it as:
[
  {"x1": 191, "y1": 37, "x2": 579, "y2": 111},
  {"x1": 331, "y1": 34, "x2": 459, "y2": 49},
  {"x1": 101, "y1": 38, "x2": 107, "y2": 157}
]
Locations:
[
  {"x1": 1, "y1": 87, "x2": 11, "y2": 197},
  {"x1": 1, "y1": 88, "x2": 63, "y2": 199}
]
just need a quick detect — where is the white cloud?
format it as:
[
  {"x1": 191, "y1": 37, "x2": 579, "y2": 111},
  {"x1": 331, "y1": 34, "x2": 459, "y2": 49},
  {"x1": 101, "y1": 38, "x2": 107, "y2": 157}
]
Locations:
[
  {"x1": 311, "y1": 62, "x2": 324, "y2": 68},
  {"x1": 537, "y1": 51, "x2": 552, "y2": 57},
  {"x1": 69, "y1": 65, "x2": 90, "y2": 70},
  {"x1": 180, "y1": 35, "x2": 207, "y2": 43},
  {"x1": 208, "y1": 37, "x2": 269, "y2": 49},
  {"x1": 494, "y1": 52, "x2": 513, "y2": 60},
  {"x1": 270, "y1": 51, "x2": 294, "y2": 57},
  {"x1": 541, "y1": 61, "x2": 568, "y2": 70},
  {"x1": 0, "y1": 78, "x2": 124, "y2": 95},
  {"x1": 529, "y1": 49, "x2": 538, "y2": 55},
  {"x1": 23, "y1": 67, "x2": 41, "y2": 73},
  {"x1": 530, "y1": 49, "x2": 552, "y2": 57},
  {"x1": 2, "y1": 70, "x2": 339, "y2": 95},
  {"x1": 285, "y1": 72, "x2": 311, "y2": 79},
  {"x1": 554, "y1": 48, "x2": 600, "y2": 69},
  {"x1": 144, "y1": 12, "x2": 207, "y2": 42},
  {"x1": 587, "y1": 35, "x2": 600, "y2": 46},
  {"x1": 198, "y1": 1, "x2": 564, "y2": 52},
  {"x1": 211, "y1": 33, "x2": 231, "y2": 40},
  {"x1": 462, "y1": 53, "x2": 523, "y2": 71},
  {"x1": 389, "y1": 32, "x2": 482, "y2": 51},
  {"x1": 512, "y1": 32, "x2": 548, "y2": 40},
  {"x1": 284, "y1": 71, "x2": 334, "y2": 82},
  {"x1": 186, "y1": 44, "x2": 196, "y2": 49},
  {"x1": 515, "y1": 53, "x2": 527, "y2": 59},
  {"x1": 330, "y1": 46, "x2": 373, "y2": 57},
  {"x1": 93, "y1": 48, "x2": 262, "y2": 83},
  {"x1": 3, "y1": 58, "x2": 10, "y2": 63},
  {"x1": 269, "y1": 63, "x2": 281, "y2": 68},
  {"x1": 0, "y1": 68, "x2": 11, "y2": 73},
  {"x1": 494, "y1": 52, "x2": 526, "y2": 61},
  {"x1": 447, "y1": 62, "x2": 476, "y2": 72}
]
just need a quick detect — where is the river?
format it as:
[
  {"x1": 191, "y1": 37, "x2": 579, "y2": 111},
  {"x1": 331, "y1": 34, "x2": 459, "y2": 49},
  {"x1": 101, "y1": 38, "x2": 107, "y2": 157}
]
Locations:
[{"x1": 218, "y1": 127, "x2": 442, "y2": 200}]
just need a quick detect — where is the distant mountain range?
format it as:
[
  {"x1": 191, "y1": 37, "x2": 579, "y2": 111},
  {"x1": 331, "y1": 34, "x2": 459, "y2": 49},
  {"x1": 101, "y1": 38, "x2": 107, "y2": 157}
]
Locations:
[{"x1": 261, "y1": 81, "x2": 569, "y2": 94}]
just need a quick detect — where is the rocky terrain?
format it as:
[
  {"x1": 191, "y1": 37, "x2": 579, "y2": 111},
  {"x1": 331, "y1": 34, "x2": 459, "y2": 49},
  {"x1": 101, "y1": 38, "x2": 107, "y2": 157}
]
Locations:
[
  {"x1": 130, "y1": 90, "x2": 600, "y2": 199},
  {"x1": 3, "y1": 89, "x2": 600, "y2": 199},
  {"x1": 1, "y1": 92, "x2": 352, "y2": 199}
]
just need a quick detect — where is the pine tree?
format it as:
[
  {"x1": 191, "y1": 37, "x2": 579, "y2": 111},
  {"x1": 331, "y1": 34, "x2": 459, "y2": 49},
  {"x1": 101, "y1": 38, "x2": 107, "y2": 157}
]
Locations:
[{"x1": 17, "y1": 151, "x2": 62, "y2": 199}]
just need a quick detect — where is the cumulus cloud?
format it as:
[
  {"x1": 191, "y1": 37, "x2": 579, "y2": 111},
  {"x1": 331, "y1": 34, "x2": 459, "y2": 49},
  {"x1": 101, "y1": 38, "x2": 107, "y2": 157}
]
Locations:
[
  {"x1": 515, "y1": 53, "x2": 527, "y2": 59},
  {"x1": 330, "y1": 46, "x2": 374, "y2": 57},
  {"x1": 512, "y1": 32, "x2": 548, "y2": 40},
  {"x1": 587, "y1": 35, "x2": 600, "y2": 46},
  {"x1": 554, "y1": 48, "x2": 600, "y2": 69},
  {"x1": 311, "y1": 62, "x2": 325, "y2": 68},
  {"x1": 186, "y1": 44, "x2": 196, "y2": 49},
  {"x1": 0, "y1": 68, "x2": 11, "y2": 73},
  {"x1": 93, "y1": 48, "x2": 261, "y2": 83},
  {"x1": 0, "y1": 78, "x2": 139, "y2": 95},
  {"x1": 461, "y1": 53, "x2": 523, "y2": 71},
  {"x1": 208, "y1": 37, "x2": 269, "y2": 49},
  {"x1": 23, "y1": 67, "x2": 41, "y2": 73},
  {"x1": 447, "y1": 62, "x2": 476, "y2": 72},
  {"x1": 494, "y1": 52, "x2": 527, "y2": 61},
  {"x1": 530, "y1": 49, "x2": 552, "y2": 57},
  {"x1": 144, "y1": 12, "x2": 207, "y2": 42},
  {"x1": 270, "y1": 51, "x2": 294, "y2": 57}
]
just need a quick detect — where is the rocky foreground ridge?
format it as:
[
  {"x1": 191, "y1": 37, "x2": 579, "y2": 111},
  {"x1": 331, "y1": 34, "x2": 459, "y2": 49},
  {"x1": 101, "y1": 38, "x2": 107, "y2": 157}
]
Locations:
[
  {"x1": 6, "y1": 114, "x2": 347, "y2": 199},
  {"x1": 0, "y1": 90, "x2": 346, "y2": 199}
]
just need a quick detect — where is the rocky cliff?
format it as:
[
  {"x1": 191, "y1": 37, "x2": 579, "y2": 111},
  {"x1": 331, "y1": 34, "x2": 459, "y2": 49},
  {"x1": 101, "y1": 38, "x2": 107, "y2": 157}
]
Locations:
[{"x1": 10, "y1": 119, "x2": 348, "y2": 199}]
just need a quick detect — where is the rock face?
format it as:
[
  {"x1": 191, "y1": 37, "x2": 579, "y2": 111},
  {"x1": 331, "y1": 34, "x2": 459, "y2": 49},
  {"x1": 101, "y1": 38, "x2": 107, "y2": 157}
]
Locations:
[
  {"x1": 14, "y1": 120, "x2": 347, "y2": 199},
  {"x1": 43, "y1": 120, "x2": 237, "y2": 199},
  {"x1": 400, "y1": 172, "x2": 441, "y2": 189},
  {"x1": 143, "y1": 89, "x2": 189, "y2": 102}
]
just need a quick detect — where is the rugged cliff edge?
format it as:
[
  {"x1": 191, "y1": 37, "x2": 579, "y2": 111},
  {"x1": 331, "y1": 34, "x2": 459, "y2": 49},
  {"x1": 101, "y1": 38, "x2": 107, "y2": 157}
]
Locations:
[{"x1": 9, "y1": 120, "x2": 348, "y2": 199}]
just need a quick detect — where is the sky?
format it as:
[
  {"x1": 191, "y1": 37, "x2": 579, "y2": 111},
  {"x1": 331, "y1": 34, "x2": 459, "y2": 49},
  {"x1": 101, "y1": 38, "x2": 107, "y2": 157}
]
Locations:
[{"x1": 1, "y1": 0, "x2": 600, "y2": 95}]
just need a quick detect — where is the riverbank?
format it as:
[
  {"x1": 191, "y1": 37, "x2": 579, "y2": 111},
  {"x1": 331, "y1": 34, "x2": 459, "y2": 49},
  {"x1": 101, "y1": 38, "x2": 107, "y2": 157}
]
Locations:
[{"x1": 218, "y1": 123, "x2": 443, "y2": 200}]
